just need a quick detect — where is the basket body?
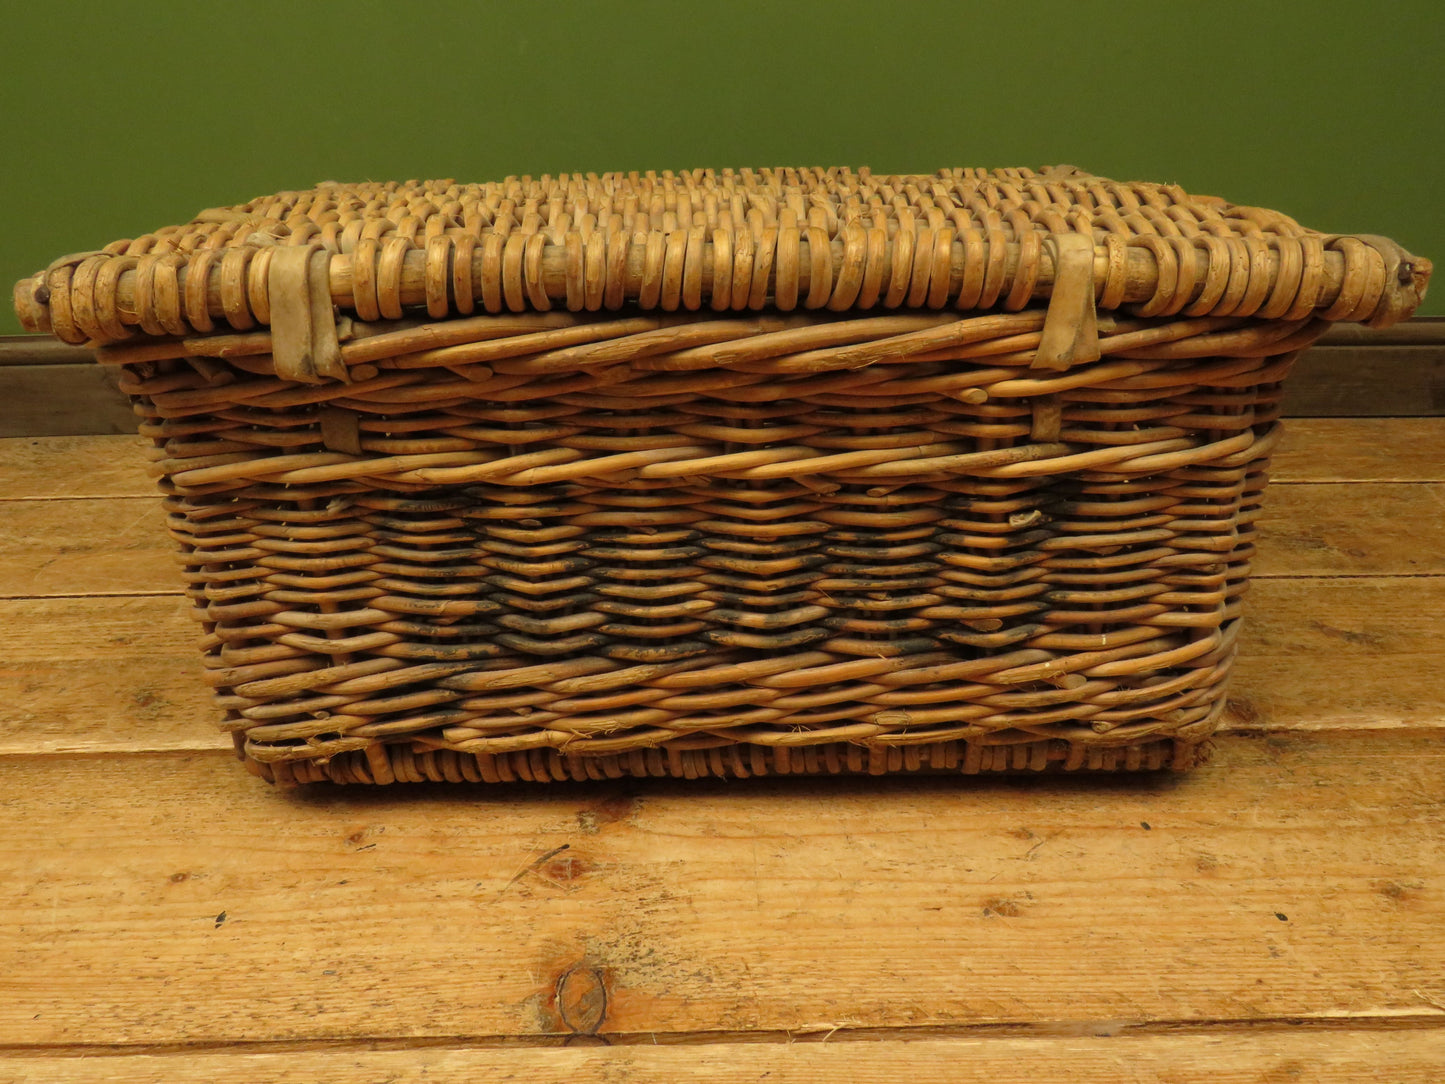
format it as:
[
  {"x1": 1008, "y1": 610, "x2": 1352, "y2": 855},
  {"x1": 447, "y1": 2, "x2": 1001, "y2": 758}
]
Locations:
[{"x1": 14, "y1": 167, "x2": 1430, "y2": 783}]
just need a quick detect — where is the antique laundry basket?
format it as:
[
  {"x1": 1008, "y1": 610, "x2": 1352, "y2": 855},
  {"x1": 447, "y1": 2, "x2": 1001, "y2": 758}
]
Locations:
[{"x1": 14, "y1": 166, "x2": 1430, "y2": 784}]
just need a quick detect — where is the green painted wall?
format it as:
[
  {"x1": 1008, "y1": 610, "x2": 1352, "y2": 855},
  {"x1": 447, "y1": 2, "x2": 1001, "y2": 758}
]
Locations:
[{"x1": 3, "y1": 0, "x2": 1440, "y2": 334}]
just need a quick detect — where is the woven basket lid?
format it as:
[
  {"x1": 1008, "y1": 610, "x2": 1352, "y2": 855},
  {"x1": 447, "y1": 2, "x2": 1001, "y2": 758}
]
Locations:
[{"x1": 14, "y1": 166, "x2": 1431, "y2": 369}]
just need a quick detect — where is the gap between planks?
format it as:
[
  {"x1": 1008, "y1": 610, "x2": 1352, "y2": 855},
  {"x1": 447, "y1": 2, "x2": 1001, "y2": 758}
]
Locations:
[
  {"x1": 1, "y1": 1013, "x2": 1444, "y2": 1056},
  {"x1": 0, "y1": 1030, "x2": 1443, "y2": 1083}
]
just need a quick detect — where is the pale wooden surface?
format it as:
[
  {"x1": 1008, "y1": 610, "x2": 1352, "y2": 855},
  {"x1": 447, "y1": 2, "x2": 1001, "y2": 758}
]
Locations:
[{"x1": 0, "y1": 419, "x2": 1441, "y2": 1081}]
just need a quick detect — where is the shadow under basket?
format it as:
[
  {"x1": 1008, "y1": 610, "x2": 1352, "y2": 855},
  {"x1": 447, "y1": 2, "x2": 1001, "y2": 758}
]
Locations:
[{"x1": 13, "y1": 166, "x2": 1430, "y2": 784}]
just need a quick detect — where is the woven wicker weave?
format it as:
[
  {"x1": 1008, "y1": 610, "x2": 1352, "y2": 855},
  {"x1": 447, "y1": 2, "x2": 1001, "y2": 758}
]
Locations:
[{"x1": 14, "y1": 166, "x2": 1430, "y2": 784}]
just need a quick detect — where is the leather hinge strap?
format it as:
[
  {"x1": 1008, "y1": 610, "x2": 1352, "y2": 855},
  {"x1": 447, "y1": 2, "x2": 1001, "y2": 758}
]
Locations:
[
  {"x1": 319, "y1": 407, "x2": 363, "y2": 455},
  {"x1": 1033, "y1": 233, "x2": 1100, "y2": 370},
  {"x1": 268, "y1": 244, "x2": 348, "y2": 383},
  {"x1": 1029, "y1": 395, "x2": 1062, "y2": 442}
]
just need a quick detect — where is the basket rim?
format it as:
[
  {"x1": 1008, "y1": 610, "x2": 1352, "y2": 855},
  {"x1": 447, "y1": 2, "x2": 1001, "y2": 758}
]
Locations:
[{"x1": 13, "y1": 165, "x2": 1431, "y2": 355}]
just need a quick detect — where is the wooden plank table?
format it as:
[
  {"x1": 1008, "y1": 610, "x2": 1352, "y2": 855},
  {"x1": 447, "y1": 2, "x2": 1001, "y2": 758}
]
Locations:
[{"x1": 0, "y1": 419, "x2": 1442, "y2": 1082}]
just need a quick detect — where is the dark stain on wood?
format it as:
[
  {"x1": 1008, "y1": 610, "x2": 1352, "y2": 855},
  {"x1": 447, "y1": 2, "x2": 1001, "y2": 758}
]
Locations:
[
  {"x1": 539, "y1": 850, "x2": 593, "y2": 884},
  {"x1": 1226, "y1": 696, "x2": 1261, "y2": 727},
  {"x1": 982, "y1": 897, "x2": 1026, "y2": 918},
  {"x1": 576, "y1": 794, "x2": 639, "y2": 835},
  {"x1": 554, "y1": 963, "x2": 608, "y2": 1035}
]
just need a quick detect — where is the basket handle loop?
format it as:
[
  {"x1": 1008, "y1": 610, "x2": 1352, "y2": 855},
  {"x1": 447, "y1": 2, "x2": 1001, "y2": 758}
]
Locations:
[
  {"x1": 269, "y1": 244, "x2": 348, "y2": 384},
  {"x1": 1350, "y1": 234, "x2": 1433, "y2": 329},
  {"x1": 1033, "y1": 233, "x2": 1100, "y2": 370}
]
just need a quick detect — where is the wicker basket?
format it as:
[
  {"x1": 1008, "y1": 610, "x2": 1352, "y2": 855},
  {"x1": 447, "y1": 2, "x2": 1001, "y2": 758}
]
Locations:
[{"x1": 14, "y1": 166, "x2": 1430, "y2": 784}]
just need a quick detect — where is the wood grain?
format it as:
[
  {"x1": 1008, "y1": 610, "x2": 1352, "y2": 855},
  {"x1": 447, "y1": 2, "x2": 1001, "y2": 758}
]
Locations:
[
  {"x1": 0, "y1": 595, "x2": 215, "y2": 755},
  {"x1": 1283, "y1": 345, "x2": 1445, "y2": 417},
  {"x1": 0, "y1": 363, "x2": 135, "y2": 438},
  {"x1": 2, "y1": 1030, "x2": 1444, "y2": 1084},
  {"x1": 0, "y1": 731, "x2": 1441, "y2": 1048},
  {"x1": 1227, "y1": 656, "x2": 1445, "y2": 733},
  {"x1": 1251, "y1": 484, "x2": 1445, "y2": 577},
  {"x1": 1270, "y1": 418, "x2": 1445, "y2": 482},
  {"x1": 1230, "y1": 577, "x2": 1445, "y2": 733},
  {"x1": 0, "y1": 497, "x2": 172, "y2": 598},
  {"x1": 0, "y1": 435, "x2": 154, "y2": 499},
  {"x1": 1242, "y1": 578, "x2": 1445, "y2": 656}
]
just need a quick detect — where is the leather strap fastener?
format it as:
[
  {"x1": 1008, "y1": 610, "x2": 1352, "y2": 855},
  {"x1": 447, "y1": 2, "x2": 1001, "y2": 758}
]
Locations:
[
  {"x1": 268, "y1": 244, "x2": 348, "y2": 384},
  {"x1": 1033, "y1": 233, "x2": 1100, "y2": 371}
]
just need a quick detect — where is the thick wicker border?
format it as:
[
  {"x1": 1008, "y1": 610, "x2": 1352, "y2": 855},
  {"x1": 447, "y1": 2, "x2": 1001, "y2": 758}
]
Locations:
[{"x1": 16, "y1": 167, "x2": 1429, "y2": 353}]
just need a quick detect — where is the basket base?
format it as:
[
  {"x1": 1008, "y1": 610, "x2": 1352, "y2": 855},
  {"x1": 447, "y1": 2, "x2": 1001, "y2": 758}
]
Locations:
[{"x1": 249, "y1": 735, "x2": 1214, "y2": 786}]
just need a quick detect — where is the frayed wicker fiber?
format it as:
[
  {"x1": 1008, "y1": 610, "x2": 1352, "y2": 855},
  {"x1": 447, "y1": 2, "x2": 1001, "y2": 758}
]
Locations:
[{"x1": 15, "y1": 166, "x2": 1430, "y2": 784}]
